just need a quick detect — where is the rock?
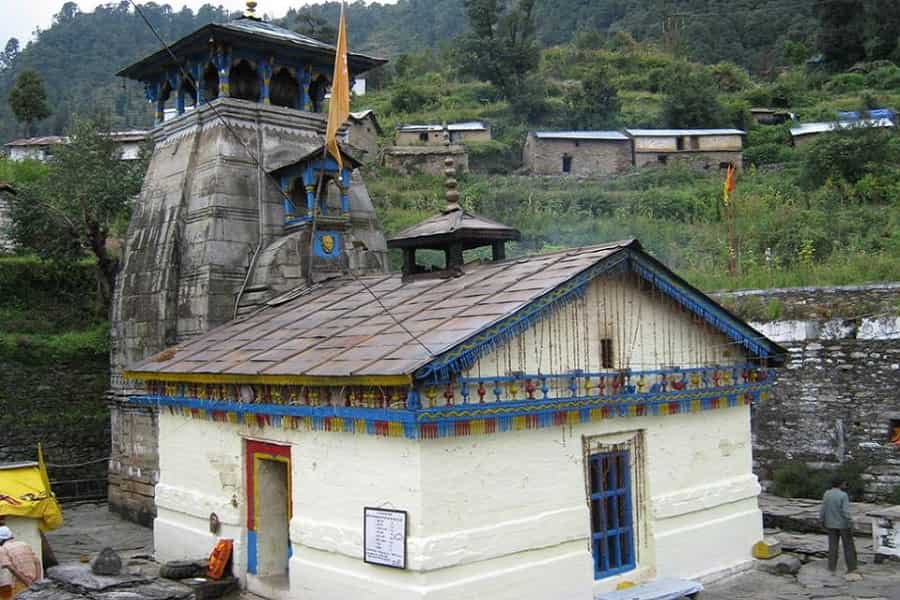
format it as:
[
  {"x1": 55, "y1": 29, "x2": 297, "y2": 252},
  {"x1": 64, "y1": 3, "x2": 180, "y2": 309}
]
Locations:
[
  {"x1": 46, "y1": 564, "x2": 152, "y2": 593},
  {"x1": 15, "y1": 580, "x2": 84, "y2": 600},
  {"x1": 91, "y1": 548, "x2": 123, "y2": 576},
  {"x1": 757, "y1": 554, "x2": 803, "y2": 575}
]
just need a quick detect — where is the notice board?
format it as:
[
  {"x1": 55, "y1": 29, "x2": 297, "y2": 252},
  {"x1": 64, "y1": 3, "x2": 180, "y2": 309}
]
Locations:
[{"x1": 363, "y1": 507, "x2": 407, "y2": 569}]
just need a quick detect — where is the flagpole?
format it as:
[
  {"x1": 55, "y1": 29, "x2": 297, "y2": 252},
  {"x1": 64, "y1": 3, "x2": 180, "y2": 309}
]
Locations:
[{"x1": 309, "y1": 1, "x2": 349, "y2": 285}]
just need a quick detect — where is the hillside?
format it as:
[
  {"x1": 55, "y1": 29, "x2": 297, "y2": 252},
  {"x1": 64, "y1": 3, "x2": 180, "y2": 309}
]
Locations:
[{"x1": 5, "y1": 0, "x2": 895, "y2": 141}]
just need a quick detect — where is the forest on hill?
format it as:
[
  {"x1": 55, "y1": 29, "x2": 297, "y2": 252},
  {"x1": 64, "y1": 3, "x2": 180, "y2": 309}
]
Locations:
[{"x1": 3, "y1": 0, "x2": 899, "y2": 141}]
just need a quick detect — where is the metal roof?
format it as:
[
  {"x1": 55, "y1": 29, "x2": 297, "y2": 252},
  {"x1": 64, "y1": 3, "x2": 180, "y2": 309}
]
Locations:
[
  {"x1": 127, "y1": 242, "x2": 637, "y2": 379},
  {"x1": 790, "y1": 118, "x2": 894, "y2": 137},
  {"x1": 625, "y1": 128, "x2": 746, "y2": 137},
  {"x1": 125, "y1": 239, "x2": 786, "y2": 381},
  {"x1": 387, "y1": 206, "x2": 520, "y2": 250},
  {"x1": 5, "y1": 136, "x2": 66, "y2": 147},
  {"x1": 117, "y1": 17, "x2": 386, "y2": 80},
  {"x1": 397, "y1": 122, "x2": 488, "y2": 132},
  {"x1": 532, "y1": 131, "x2": 629, "y2": 141}
]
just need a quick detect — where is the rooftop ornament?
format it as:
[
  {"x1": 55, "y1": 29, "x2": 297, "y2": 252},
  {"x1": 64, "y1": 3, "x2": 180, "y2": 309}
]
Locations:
[{"x1": 387, "y1": 156, "x2": 520, "y2": 277}]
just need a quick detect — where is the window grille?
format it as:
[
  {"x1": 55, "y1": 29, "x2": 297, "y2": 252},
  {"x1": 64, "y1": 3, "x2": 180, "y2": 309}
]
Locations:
[{"x1": 589, "y1": 450, "x2": 635, "y2": 579}]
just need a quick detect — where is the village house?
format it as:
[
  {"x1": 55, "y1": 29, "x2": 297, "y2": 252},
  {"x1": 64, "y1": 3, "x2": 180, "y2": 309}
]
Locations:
[
  {"x1": 345, "y1": 110, "x2": 381, "y2": 159},
  {"x1": 395, "y1": 121, "x2": 491, "y2": 145},
  {"x1": 523, "y1": 130, "x2": 633, "y2": 176},
  {"x1": 4, "y1": 130, "x2": 148, "y2": 162},
  {"x1": 624, "y1": 128, "x2": 745, "y2": 170},
  {"x1": 789, "y1": 118, "x2": 895, "y2": 146}
]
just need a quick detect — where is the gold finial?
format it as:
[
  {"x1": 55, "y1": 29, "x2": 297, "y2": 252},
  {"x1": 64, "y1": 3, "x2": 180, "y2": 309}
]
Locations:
[
  {"x1": 244, "y1": 1, "x2": 259, "y2": 19},
  {"x1": 442, "y1": 156, "x2": 460, "y2": 213}
]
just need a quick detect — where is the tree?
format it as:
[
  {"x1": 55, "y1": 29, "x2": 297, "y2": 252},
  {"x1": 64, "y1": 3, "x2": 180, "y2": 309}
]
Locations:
[
  {"x1": 567, "y1": 67, "x2": 620, "y2": 129},
  {"x1": 660, "y1": 63, "x2": 726, "y2": 128},
  {"x1": 290, "y1": 12, "x2": 337, "y2": 44},
  {"x1": 8, "y1": 70, "x2": 52, "y2": 137},
  {"x1": 816, "y1": 0, "x2": 866, "y2": 68},
  {"x1": 8, "y1": 117, "x2": 148, "y2": 309},
  {"x1": 0, "y1": 38, "x2": 19, "y2": 70},
  {"x1": 454, "y1": 0, "x2": 540, "y2": 101}
]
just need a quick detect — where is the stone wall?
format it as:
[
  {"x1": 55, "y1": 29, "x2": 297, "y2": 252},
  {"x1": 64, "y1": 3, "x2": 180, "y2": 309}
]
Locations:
[
  {"x1": 522, "y1": 136, "x2": 632, "y2": 177},
  {"x1": 714, "y1": 283, "x2": 900, "y2": 501},
  {"x1": 0, "y1": 353, "x2": 110, "y2": 488},
  {"x1": 634, "y1": 150, "x2": 742, "y2": 170},
  {"x1": 382, "y1": 145, "x2": 469, "y2": 176}
]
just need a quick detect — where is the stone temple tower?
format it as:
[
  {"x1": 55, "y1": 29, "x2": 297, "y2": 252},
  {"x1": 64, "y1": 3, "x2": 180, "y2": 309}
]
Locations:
[{"x1": 108, "y1": 2, "x2": 388, "y2": 522}]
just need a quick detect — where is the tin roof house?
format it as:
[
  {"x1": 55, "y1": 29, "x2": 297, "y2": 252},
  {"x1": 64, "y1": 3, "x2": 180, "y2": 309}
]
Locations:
[{"x1": 124, "y1": 143, "x2": 785, "y2": 598}]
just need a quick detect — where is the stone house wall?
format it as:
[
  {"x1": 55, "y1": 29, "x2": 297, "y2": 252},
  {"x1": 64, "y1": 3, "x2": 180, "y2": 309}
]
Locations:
[
  {"x1": 634, "y1": 150, "x2": 743, "y2": 170},
  {"x1": 396, "y1": 128, "x2": 490, "y2": 145},
  {"x1": 347, "y1": 117, "x2": 379, "y2": 159},
  {"x1": 382, "y1": 146, "x2": 469, "y2": 176},
  {"x1": 522, "y1": 136, "x2": 632, "y2": 177},
  {"x1": 714, "y1": 283, "x2": 900, "y2": 501}
]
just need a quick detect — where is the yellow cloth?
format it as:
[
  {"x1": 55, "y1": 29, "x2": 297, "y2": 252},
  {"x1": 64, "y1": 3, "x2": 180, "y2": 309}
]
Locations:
[
  {"x1": 0, "y1": 462, "x2": 63, "y2": 532},
  {"x1": 325, "y1": 3, "x2": 350, "y2": 170}
]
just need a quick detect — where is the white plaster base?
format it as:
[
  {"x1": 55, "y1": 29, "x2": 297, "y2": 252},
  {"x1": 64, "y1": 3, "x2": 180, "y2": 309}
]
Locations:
[
  {"x1": 653, "y1": 499, "x2": 761, "y2": 581},
  {"x1": 288, "y1": 541, "x2": 593, "y2": 600}
]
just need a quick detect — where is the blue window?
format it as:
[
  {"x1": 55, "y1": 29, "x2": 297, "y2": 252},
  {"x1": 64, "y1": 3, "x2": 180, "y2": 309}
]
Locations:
[{"x1": 589, "y1": 450, "x2": 635, "y2": 578}]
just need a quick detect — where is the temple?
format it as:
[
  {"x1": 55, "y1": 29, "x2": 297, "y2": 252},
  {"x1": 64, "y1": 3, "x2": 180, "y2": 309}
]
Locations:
[
  {"x1": 108, "y1": 2, "x2": 387, "y2": 524},
  {"x1": 113, "y1": 4, "x2": 789, "y2": 598}
]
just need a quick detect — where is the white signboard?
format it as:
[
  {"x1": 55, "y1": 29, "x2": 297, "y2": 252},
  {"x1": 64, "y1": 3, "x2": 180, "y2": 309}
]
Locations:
[{"x1": 363, "y1": 507, "x2": 407, "y2": 569}]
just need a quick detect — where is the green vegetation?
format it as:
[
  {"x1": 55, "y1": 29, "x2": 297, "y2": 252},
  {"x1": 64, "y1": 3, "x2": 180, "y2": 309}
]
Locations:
[
  {"x1": 8, "y1": 69, "x2": 51, "y2": 136},
  {"x1": 7, "y1": 116, "x2": 148, "y2": 306},
  {"x1": 772, "y1": 461, "x2": 867, "y2": 502}
]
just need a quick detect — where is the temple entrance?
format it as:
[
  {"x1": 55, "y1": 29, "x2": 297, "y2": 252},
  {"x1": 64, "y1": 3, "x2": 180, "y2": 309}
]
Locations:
[{"x1": 246, "y1": 441, "x2": 292, "y2": 597}]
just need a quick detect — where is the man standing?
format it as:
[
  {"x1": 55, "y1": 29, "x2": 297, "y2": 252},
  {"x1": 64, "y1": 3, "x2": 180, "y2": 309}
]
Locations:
[
  {"x1": 0, "y1": 526, "x2": 41, "y2": 599},
  {"x1": 820, "y1": 478, "x2": 860, "y2": 580}
]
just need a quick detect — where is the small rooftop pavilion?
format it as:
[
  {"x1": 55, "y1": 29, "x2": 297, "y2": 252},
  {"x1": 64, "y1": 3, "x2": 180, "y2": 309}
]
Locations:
[
  {"x1": 387, "y1": 158, "x2": 520, "y2": 276},
  {"x1": 117, "y1": 1, "x2": 386, "y2": 123}
]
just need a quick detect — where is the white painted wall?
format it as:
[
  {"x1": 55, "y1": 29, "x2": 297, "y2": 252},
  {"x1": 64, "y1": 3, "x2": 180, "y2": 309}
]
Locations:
[
  {"x1": 153, "y1": 273, "x2": 761, "y2": 598},
  {"x1": 4, "y1": 517, "x2": 42, "y2": 570}
]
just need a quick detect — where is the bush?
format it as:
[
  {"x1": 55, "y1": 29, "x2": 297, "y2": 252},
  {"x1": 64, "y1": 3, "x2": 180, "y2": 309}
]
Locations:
[
  {"x1": 709, "y1": 62, "x2": 752, "y2": 92},
  {"x1": 772, "y1": 462, "x2": 867, "y2": 501},
  {"x1": 801, "y1": 127, "x2": 900, "y2": 188},
  {"x1": 824, "y1": 73, "x2": 866, "y2": 94},
  {"x1": 390, "y1": 84, "x2": 438, "y2": 114},
  {"x1": 465, "y1": 140, "x2": 520, "y2": 174},
  {"x1": 744, "y1": 143, "x2": 796, "y2": 166},
  {"x1": 864, "y1": 65, "x2": 900, "y2": 90}
]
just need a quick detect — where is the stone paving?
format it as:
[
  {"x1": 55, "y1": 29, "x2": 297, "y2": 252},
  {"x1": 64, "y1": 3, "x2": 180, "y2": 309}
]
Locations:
[
  {"x1": 38, "y1": 501, "x2": 900, "y2": 600},
  {"x1": 701, "y1": 558, "x2": 900, "y2": 600}
]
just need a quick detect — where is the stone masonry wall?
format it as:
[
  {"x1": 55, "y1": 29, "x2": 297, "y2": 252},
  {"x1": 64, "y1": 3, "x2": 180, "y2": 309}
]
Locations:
[
  {"x1": 0, "y1": 353, "x2": 110, "y2": 489},
  {"x1": 522, "y1": 136, "x2": 632, "y2": 177},
  {"x1": 714, "y1": 283, "x2": 900, "y2": 501}
]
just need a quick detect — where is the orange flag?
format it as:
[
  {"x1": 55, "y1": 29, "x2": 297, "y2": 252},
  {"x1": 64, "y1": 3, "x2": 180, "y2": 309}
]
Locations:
[
  {"x1": 325, "y1": 3, "x2": 350, "y2": 170},
  {"x1": 722, "y1": 163, "x2": 737, "y2": 206}
]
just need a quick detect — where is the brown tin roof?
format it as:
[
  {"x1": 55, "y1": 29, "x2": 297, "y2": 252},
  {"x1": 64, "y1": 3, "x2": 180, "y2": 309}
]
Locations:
[
  {"x1": 387, "y1": 205, "x2": 521, "y2": 250},
  {"x1": 127, "y1": 241, "x2": 636, "y2": 382}
]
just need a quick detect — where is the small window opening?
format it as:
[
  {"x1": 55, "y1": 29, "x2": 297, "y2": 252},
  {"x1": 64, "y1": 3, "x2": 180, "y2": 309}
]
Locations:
[
  {"x1": 308, "y1": 75, "x2": 328, "y2": 112},
  {"x1": 890, "y1": 419, "x2": 900, "y2": 446},
  {"x1": 657, "y1": 155, "x2": 668, "y2": 164},
  {"x1": 270, "y1": 67, "x2": 299, "y2": 109},
  {"x1": 600, "y1": 338, "x2": 614, "y2": 369},
  {"x1": 676, "y1": 137, "x2": 685, "y2": 151},
  {"x1": 690, "y1": 136, "x2": 700, "y2": 150},
  {"x1": 202, "y1": 63, "x2": 219, "y2": 102},
  {"x1": 562, "y1": 154, "x2": 573, "y2": 173},
  {"x1": 230, "y1": 59, "x2": 260, "y2": 102},
  {"x1": 419, "y1": 132, "x2": 429, "y2": 142},
  {"x1": 288, "y1": 177, "x2": 308, "y2": 218},
  {"x1": 719, "y1": 162, "x2": 731, "y2": 170}
]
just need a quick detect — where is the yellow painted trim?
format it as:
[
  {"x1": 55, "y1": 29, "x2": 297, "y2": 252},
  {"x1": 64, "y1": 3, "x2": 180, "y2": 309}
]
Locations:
[{"x1": 123, "y1": 370, "x2": 411, "y2": 387}]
